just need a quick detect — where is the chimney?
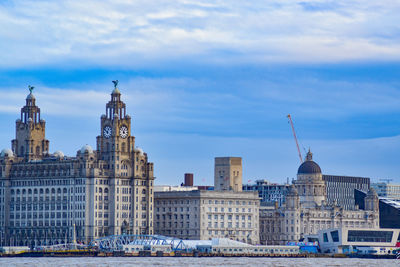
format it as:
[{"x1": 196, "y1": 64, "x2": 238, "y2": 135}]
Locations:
[{"x1": 184, "y1": 173, "x2": 194, "y2": 186}]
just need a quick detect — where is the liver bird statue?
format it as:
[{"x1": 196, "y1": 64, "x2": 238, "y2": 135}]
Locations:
[{"x1": 112, "y1": 80, "x2": 119, "y2": 88}]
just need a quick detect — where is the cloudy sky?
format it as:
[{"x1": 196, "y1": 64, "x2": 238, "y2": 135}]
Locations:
[{"x1": 1, "y1": 0, "x2": 400, "y2": 185}]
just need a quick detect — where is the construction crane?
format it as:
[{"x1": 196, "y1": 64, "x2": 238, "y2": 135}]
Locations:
[{"x1": 287, "y1": 114, "x2": 303, "y2": 163}]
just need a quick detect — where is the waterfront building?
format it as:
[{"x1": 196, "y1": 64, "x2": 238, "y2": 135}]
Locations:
[
  {"x1": 214, "y1": 157, "x2": 242, "y2": 192},
  {"x1": 306, "y1": 227, "x2": 400, "y2": 255},
  {"x1": 322, "y1": 175, "x2": 370, "y2": 210},
  {"x1": 371, "y1": 182, "x2": 400, "y2": 199},
  {"x1": 379, "y1": 198, "x2": 400, "y2": 229},
  {"x1": 243, "y1": 180, "x2": 289, "y2": 207},
  {"x1": 0, "y1": 83, "x2": 155, "y2": 246},
  {"x1": 243, "y1": 175, "x2": 369, "y2": 211},
  {"x1": 122, "y1": 237, "x2": 300, "y2": 256},
  {"x1": 355, "y1": 189, "x2": 400, "y2": 229},
  {"x1": 259, "y1": 150, "x2": 379, "y2": 245},
  {"x1": 154, "y1": 190, "x2": 260, "y2": 244}
]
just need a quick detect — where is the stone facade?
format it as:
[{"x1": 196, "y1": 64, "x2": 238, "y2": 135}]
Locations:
[
  {"x1": 259, "y1": 151, "x2": 379, "y2": 245},
  {"x1": 214, "y1": 157, "x2": 242, "y2": 192},
  {"x1": 154, "y1": 190, "x2": 260, "y2": 244},
  {"x1": 0, "y1": 84, "x2": 154, "y2": 246}
]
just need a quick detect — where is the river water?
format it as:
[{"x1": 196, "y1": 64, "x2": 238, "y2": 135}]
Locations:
[{"x1": 0, "y1": 257, "x2": 398, "y2": 267}]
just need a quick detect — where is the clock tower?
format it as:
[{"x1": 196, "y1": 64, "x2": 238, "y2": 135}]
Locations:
[
  {"x1": 96, "y1": 81, "x2": 154, "y2": 236},
  {"x1": 96, "y1": 81, "x2": 135, "y2": 172}
]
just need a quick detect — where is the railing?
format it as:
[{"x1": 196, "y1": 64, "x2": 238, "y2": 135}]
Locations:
[{"x1": 91, "y1": 234, "x2": 187, "y2": 251}]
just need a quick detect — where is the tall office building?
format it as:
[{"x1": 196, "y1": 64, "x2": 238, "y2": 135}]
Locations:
[
  {"x1": 0, "y1": 83, "x2": 155, "y2": 246},
  {"x1": 323, "y1": 175, "x2": 370, "y2": 210},
  {"x1": 371, "y1": 182, "x2": 400, "y2": 199},
  {"x1": 214, "y1": 157, "x2": 242, "y2": 192},
  {"x1": 243, "y1": 180, "x2": 289, "y2": 207}
]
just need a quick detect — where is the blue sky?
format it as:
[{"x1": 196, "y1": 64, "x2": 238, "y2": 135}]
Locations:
[{"x1": 1, "y1": 0, "x2": 400, "y2": 185}]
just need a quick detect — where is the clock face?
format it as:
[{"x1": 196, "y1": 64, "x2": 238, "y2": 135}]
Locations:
[
  {"x1": 103, "y1": 126, "x2": 112, "y2": 139},
  {"x1": 120, "y1": 125, "x2": 128, "y2": 138}
]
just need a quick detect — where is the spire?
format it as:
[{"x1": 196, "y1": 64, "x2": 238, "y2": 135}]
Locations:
[
  {"x1": 305, "y1": 148, "x2": 313, "y2": 161},
  {"x1": 106, "y1": 80, "x2": 126, "y2": 120}
]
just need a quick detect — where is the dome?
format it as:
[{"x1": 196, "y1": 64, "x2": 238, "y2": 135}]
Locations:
[
  {"x1": 134, "y1": 147, "x2": 144, "y2": 156},
  {"x1": 54, "y1": 151, "x2": 64, "y2": 158},
  {"x1": 0, "y1": 149, "x2": 14, "y2": 158},
  {"x1": 27, "y1": 92, "x2": 35, "y2": 100},
  {"x1": 80, "y1": 145, "x2": 94, "y2": 154},
  {"x1": 112, "y1": 87, "x2": 121, "y2": 94},
  {"x1": 297, "y1": 150, "x2": 321, "y2": 174}
]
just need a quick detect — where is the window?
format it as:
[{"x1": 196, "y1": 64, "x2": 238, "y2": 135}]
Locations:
[
  {"x1": 347, "y1": 230, "x2": 393, "y2": 243},
  {"x1": 323, "y1": 233, "x2": 328, "y2": 242},
  {"x1": 330, "y1": 230, "x2": 339, "y2": 242}
]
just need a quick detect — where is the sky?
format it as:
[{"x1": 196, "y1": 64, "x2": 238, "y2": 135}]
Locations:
[{"x1": 0, "y1": 0, "x2": 400, "y2": 185}]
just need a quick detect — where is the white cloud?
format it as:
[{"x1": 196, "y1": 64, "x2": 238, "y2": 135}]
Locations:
[
  {"x1": 0, "y1": 0, "x2": 400, "y2": 67},
  {"x1": 1, "y1": 74, "x2": 400, "y2": 123},
  {"x1": 0, "y1": 82, "x2": 172, "y2": 119}
]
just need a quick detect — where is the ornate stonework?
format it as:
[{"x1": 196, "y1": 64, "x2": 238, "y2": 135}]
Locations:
[
  {"x1": 259, "y1": 151, "x2": 379, "y2": 245},
  {"x1": 0, "y1": 83, "x2": 155, "y2": 246}
]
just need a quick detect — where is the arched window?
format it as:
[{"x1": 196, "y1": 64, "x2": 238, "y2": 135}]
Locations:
[
  {"x1": 142, "y1": 189, "x2": 146, "y2": 194},
  {"x1": 40, "y1": 189, "x2": 44, "y2": 194},
  {"x1": 99, "y1": 188, "x2": 102, "y2": 193},
  {"x1": 106, "y1": 143, "x2": 110, "y2": 152},
  {"x1": 36, "y1": 146, "x2": 40, "y2": 156},
  {"x1": 63, "y1": 188, "x2": 67, "y2": 194},
  {"x1": 57, "y1": 188, "x2": 61, "y2": 194},
  {"x1": 28, "y1": 189, "x2": 32, "y2": 194},
  {"x1": 11, "y1": 189, "x2": 15, "y2": 195},
  {"x1": 34, "y1": 189, "x2": 38, "y2": 194},
  {"x1": 105, "y1": 188, "x2": 109, "y2": 194},
  {"x1": 22, "y1": 189, "x2": 26, "y2": 194},
  {"x1": 51, "y1": 188, "x2": 55, "y2": 194}
]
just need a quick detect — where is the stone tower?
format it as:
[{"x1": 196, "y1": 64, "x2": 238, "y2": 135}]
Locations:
[
  {"x1": 96, "y1": 83, "x2": 135, "y2": 175},
  {"x1": 95, "y1": 81, "x2": 155, "y2": 236},
  {"x1": 286, "y1": 184, "x2": 300, "y2": 209},
  {"x1": 11, "y1": 86, "x2": 49, "y2": 161},
  {"x1": 214, "y1": 157, "x2": 243, "y2": 192},
  {"x1": 283, "y1": 184, "x2": 301, "y2": 243},
  {"x1": 294, "y1": 150, "x2": 326, "y2": 208},
  {"x1": 365, "y1": 188, "x2": 379, "y2": 211}
]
